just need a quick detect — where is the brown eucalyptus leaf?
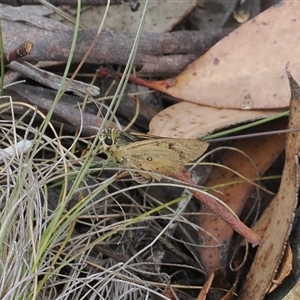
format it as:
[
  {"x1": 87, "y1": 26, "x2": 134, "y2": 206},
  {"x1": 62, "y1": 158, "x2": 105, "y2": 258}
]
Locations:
[
  {"x1": 198, "y1": 118, "x2": 287, "y2": 276},
  {"x1": 239, "y1": 69, "x2": 300, "y2": 299},
  {"x1": 269, "y1": 244, "x2": 293, "y2": 293},
  {"x1": 149, "y1": 102, "x2": 282, "y2": 138},
  {"x1": 146, "y1": 0, "x2": 300, "y2": 109}
]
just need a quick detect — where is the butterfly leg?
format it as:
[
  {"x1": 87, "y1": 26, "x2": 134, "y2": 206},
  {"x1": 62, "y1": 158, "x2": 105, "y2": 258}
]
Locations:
[{"x1": 129, "y1": 171, "x2": 153, "y2": 184}]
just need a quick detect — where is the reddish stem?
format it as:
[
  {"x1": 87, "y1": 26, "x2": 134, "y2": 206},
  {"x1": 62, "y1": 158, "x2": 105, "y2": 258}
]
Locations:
[{"x1": 174, "y1": 167, "x2": 262, "y2": 246}]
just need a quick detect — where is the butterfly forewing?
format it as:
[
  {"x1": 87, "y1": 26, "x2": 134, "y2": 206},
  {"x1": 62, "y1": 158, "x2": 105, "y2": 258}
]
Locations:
[
  {"x1": 117, "y1": 143, "x2": 181, "y2": 172},
  {"x1": 160, "y1": 139, "x2": 209, "y2": 162}
]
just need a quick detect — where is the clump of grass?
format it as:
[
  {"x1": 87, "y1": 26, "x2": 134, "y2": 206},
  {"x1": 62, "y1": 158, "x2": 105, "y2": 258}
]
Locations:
[
  {"x1": 0, "y1": 2, "x2": 214, "y2": 299},
  {"x1": 0, "y1": 97, "x2": 210, "y2": 299}
]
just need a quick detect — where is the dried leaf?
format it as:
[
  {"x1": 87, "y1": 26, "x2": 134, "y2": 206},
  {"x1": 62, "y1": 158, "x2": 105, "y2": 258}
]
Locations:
[
  {"x1": 149, "y1": 102, "x2": 282, "y2": 138},
  {"x1": 146, "y1": 1, "x2": 300, "y2": 109},
  {"x1": 269, "y1": 244, "x2": 293, "y2": 293},
  {"x1": 238, "y1": 68, "x2": 300, "y2": 299},
  {"x1": 199, "y1": 118, "x2": 287, "y2": 276}
]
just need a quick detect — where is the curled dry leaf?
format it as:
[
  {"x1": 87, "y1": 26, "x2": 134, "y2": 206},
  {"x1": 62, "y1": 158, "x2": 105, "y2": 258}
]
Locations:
[
  {"x1": 268, "y1": 244, "x2": 293, "y2": 293},
  {"x1": 198, "y1": 118, "x2": 287, "y2": 276},
  {"x1": 146, "y1": 0, "x2": 300, "y2": 109},
  {"x1": 196, "y1": 272, "x2": 214, "y2": 300},
  {"x1": 238, "y1": 69, "x2": 300, "y2": 299},
  {"x1": 149, "y1": 101, "x2": 282, "y2": 138}
]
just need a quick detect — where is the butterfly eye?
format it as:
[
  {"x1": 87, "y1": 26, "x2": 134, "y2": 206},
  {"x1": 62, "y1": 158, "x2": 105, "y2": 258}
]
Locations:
[{"x1": 104, "y1": 137, "x2": 113, "y2": 146}]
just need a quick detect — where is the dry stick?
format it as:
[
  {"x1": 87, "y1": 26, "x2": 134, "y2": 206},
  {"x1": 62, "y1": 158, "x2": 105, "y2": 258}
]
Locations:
[
  {"x1": 4, "y1": 41, "x2": 33, "y2": 65},
  {"x1": 8, "y1": 61, "x2": 100, "y2": 96},
  {"x1": 2, "y1": 41, "x2": 34, "y2": 86},
  {"x1": 0, "y1": 10, "x2": 230, "y2": 76},
  {"x1": 174, "y1": 167, "x2": 262, "y2": 246},
  {"x1": 7, "y1": 84, "x2": 105, "y2": 136}
]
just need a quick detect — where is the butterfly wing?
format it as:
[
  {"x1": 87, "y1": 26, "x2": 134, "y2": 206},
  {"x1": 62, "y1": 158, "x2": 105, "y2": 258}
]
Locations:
[
  {"x1": 123, "y1": 138, "x2": 208, "y2": 162},
  {"x1": 105, "y1": 131, "x2": 209, "y2": 183},
  {"x1": 129, "y1": 171, "x2": 154, "y2": 184},
  {"x1": 155, "y1": 139, "x2": 209, "y2": 163},
  {"x1": 108, "y1": 129, "x2": 208, "y2": 163},
  {"x1": 115, "y1": 142, "x2": 182, "y2": 181}
]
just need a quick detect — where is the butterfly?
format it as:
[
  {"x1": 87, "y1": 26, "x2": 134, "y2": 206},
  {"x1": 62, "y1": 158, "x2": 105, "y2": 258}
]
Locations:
[{"x1": 98, "y1": 128, "x2": 209, "y2": 183}]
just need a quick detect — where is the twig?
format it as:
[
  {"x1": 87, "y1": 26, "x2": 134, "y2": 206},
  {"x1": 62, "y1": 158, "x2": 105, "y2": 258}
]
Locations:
[
  {"x1": 174, "y1": 167, "x2": 262, "y2": 246},
  {"x1": 7, "y1": 61, "x2": 100, "y2": 96},
  {"x1": 4, "y1": 41, "x2": 33, "y2": 65}
]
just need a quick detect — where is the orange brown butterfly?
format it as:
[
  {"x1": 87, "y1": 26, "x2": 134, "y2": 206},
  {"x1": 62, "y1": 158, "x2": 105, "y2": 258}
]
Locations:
[{"x1": 98, "y1": 128, "x2": 209, "y2": 183}]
